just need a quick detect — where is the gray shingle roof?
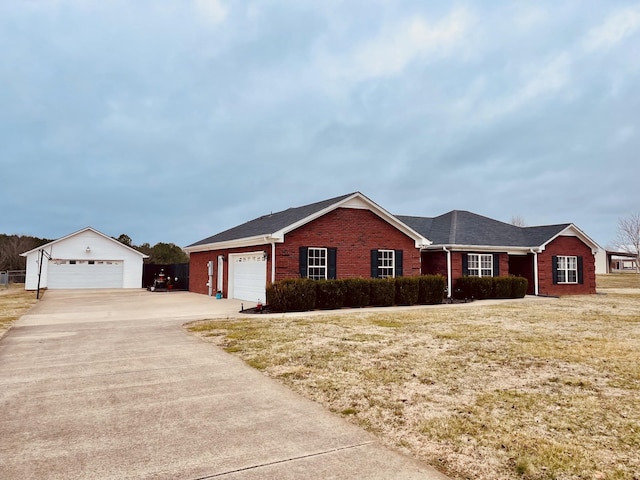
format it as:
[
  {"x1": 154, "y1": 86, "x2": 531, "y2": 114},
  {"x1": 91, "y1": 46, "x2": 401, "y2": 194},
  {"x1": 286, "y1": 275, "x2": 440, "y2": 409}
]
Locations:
[
  {"x1": 397, "y1": 211, "x2": 570, "y2": 248},
  {"x1": 187, "y1": 193, "x2": 355, "y2": 247},
  {"x1": 188, "y1": 193, "x2": 572, "y2": 250}
]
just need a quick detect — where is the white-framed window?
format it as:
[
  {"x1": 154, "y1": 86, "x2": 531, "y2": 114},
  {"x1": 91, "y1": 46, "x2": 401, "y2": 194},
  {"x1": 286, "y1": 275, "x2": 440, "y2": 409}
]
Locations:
[
  {"x1": 307, "y1": 248, "x2": 327, "y2": 280},
  {"x1": 378, "y1": 250, "x2": 395, "y2": 278},
  {"x1": 557, "y1": 255, "x2": 578, "y2": 283},
  {"x1": 468, "y1": 254, "x2": 493, "y2": 277}
]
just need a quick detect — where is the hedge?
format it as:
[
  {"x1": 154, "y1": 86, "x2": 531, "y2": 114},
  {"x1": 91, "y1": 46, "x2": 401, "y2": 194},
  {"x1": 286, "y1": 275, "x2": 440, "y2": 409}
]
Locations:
[
  {"x1": 344, "y1": 278, "x2": 371, "y2": 308},
  {"x1": 454, "y1": 276, "x2": 528, "y2": 300},
  {"x1": 395, "y1": 277, "x2": 419, "y2": 305},
  {"x1": 369, "y1": 278, "x2": 396, "y2": 307},
  {"x1": 315, "y1": 279, "x2": 347, "y2": 310},
  {"x1": 266, "y1": 278, "x2": 316, "y2": 312},
  {"x1": 265, "y1": 275, "x2": 526, "y2": 312},
  {"x1": 418, "y1": 275, "x2": 447, "y2": 305}
]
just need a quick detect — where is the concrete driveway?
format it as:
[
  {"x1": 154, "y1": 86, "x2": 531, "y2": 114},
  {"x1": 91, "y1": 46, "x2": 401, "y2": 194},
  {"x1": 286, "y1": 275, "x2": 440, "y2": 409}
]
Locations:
[{"x1": 0, "y1": 289, "x2": 448, "y2": 479}]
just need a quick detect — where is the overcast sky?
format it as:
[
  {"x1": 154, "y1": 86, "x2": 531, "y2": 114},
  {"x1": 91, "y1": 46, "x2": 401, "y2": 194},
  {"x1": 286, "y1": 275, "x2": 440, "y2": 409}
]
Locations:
[{"x1": 1, "y1": 1, "x2": 638, "y2": 248}]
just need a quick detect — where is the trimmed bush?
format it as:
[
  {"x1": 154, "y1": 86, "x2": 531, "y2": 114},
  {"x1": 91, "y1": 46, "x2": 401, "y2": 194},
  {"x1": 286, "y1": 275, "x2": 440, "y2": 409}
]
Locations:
[
  {"x1": 315, "y1": 279, "x2": 347, "y2": 310},
  {"x1": 344, "y1": 278, "x2": 371, "y2": 308},
  {"x1": 511, "y1": 276, "x2": 528, "y2": 298},
  {"x1": 493, "y1": 276, "x2": 513, "y2": 298},
  {"x1": 369, "y1": 278, "x2": 396, "y2": 307},
  {"x1": 395, "y1": 277, "x2": 420, "y2": 305},
  {"x1": 266, "y1": 278, "x2": 316, "y2": 312},
  {"x1": 454, "y1": 276, "x2": 529, "y2": 300},
  {"x1": 418, "y1": 275, "x2": 446, "y2": 305}
]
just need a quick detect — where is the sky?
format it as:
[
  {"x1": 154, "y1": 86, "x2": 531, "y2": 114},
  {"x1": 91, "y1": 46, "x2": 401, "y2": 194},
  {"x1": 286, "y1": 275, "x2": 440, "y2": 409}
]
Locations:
[{"x1": 1, "y1": 0, "x2": 639, "y2": 249}]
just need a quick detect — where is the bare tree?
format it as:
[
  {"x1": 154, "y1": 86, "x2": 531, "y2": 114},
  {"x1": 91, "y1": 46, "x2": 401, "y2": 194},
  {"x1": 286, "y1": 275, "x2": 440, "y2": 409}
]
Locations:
[
  {"x1": 510, "y1": 214, "x2": 527, "y2": 227},
  {"x1": 614, "y1": 212, "x2": 640, "y2": 273}
]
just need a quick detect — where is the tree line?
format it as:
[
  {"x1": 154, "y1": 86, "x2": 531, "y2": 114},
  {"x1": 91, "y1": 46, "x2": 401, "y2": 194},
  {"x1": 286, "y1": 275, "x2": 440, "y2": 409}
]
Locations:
[{"x1": 0, "y1": 233, "x2": 188, "y2": 271}]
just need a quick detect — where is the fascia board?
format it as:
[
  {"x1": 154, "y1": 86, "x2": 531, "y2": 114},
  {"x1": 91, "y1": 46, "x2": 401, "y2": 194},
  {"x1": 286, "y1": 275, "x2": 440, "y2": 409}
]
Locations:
[
  {"x1": 276, "y1": 192, "x2": 432, "y2": 248},
  {"x1": 423, "y1": 244, "x2": 535, "y2": 254},
  {"x1": 184, "y1": 235, "x2": 280, "y2": 253},
  {"x1": 19, "y1": 227, "x2": 149, "y2": 258},
  {"x1": 538, "y1": 224, "x2": 601, "y2": 254}
]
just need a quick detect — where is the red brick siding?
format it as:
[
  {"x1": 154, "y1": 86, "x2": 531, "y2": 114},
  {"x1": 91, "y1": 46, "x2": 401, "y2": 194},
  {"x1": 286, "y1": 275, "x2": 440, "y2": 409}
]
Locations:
[
  {"x1": 422, "y1": 250, "x2": 510, "y2": 288},
  {"x1": 189, "y1": 207, "x2": 421, "y2": 296},
  {"x1": 277, "y1": 208, "x2": 420, "y2": 280},
  {"x1": 422, "y1": 251, "x2": 447, "y2": 276},
  {"x1": 189, "y1": 244, "x2": 271, "y2": 296},
  {"x1": 509, "y1": 254, "x2": 535, "y2": 295},
  {"x1": 538, "y1": 236, "x2": 596, "y2": 296}
]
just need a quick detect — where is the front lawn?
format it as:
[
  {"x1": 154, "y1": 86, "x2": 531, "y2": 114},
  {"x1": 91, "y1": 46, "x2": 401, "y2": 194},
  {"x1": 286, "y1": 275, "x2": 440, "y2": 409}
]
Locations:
[{"x1": 187, "y1": 282, "x2": 640, "y2": 480}]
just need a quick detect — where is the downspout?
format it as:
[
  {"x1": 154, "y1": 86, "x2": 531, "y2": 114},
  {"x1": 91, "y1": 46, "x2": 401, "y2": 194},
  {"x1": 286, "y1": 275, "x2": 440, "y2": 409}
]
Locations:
[
  {"x1": 443, "y1": 246, "x2": 452, "y2": 299},
  {"x1": 531, "y1": 248, "x2": 539, "y2": 296},
  {"x1": 271, "y1": 242, "x2": 276, "y2": 284}
]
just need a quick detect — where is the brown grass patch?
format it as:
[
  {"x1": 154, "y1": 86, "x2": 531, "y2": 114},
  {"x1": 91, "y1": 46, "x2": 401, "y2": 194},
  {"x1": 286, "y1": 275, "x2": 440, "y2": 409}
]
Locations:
[
  {"x1": 187, "y1": 278, "x2": 640, "y2": 480},
  {"x1": 0, "y1": 285, "x2": 39, "y2": 337}
]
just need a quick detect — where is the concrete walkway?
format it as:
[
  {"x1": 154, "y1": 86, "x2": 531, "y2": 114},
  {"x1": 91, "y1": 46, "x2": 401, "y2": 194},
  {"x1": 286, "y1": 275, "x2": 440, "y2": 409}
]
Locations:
[{"x1": 0, "y1": 290, "x2": 449, "y2": 479}]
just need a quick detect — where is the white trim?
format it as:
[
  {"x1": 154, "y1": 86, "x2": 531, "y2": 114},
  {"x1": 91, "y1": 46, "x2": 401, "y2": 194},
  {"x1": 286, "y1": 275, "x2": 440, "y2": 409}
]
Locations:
[
  {"x1": 556, "y1": 255, "x2": 579, "y2": 284},
  {"x1": 539, "y1": 224, "x2": 601, "y2": 254},
  {"x1": 20, "y1": 227, "x2": 148, "y2": 258},
  {"x1": 307, "y1": 247, "x2": 328, "y2": 280},
  {"x1": 186, "y1": 192, "x2": 432, "y2": 252},
  {"x1": 184, "y1": 236, "x2": 275, "y2": 253},
  {"x1": 276, "y1": 192, "x2": 432, "y2": 249}
]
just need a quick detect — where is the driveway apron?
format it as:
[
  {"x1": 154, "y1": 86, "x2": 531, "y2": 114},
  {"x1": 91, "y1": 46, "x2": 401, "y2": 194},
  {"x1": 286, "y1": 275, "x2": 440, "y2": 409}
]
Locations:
[{"x1": 0, "y1": 290, "x2": 448, "y2": 479}]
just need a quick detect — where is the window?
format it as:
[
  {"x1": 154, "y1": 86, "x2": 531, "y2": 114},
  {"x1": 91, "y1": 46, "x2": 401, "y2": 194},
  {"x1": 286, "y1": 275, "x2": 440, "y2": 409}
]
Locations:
[
  {"x1": 467, "y1": 254, "x2": 493, "y2": 277},
  {"x1": 307, "y1": 248, "x2": 327, "y2": 280},
  {"x1": 377, "y1": 250, "x2": 395, "y2": 278},
  {"x1": 371, "y1": 249, "x2": 402, "y2": 278},
  {"x1": 556, "y1": 256, "x2": 578, "y2": 283}
]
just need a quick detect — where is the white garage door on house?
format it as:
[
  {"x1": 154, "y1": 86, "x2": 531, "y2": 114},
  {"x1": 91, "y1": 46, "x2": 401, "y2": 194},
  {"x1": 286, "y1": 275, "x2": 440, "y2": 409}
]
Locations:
[
  {"x1": 230, "y1": 253, "x2": 266, "y2": 302},
  {"x1": 48, "y1": 260, "x2": 124, "y2": 289}
]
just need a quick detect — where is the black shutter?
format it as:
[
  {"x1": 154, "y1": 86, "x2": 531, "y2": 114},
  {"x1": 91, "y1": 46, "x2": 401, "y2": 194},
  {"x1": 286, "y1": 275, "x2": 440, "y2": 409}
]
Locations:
[
  {"x1": 299, "y1": 247, "x2": 308, "y2": 278},
  {"x1": 493, "y1": 254, "x2": 500, "y2": 277},
  {"x1": 552, "y1": 256, "x2": 558, "y2": 284},
  {"x1": 577, "y1": 256, "x2": 584, "y2": 284},
  {"x1": 328, "y1": 248, "x2": 337, "y2": 280},
  {"x1": 462, "y1": 254, "x2": 469, "y2": 276},
  {"x1": 371, "y1": 249, "x2": 379, "y2": 278},
  {"x1": 395, "y1": 250, "x2": 403, "y2": 277}
]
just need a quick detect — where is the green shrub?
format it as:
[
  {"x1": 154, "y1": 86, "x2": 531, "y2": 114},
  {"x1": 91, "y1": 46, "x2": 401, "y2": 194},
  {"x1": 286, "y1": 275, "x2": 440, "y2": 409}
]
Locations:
[
  {"x1": 454, "y1": 276, "x2": 493, "y2": 300},
  {"x1": 344, "y1": 278, "x2": 371, "y2": 308},
  {"x1": 395, "y1": 277, "x2": 420, "y2": 305},
  {"x1": 266, "y1": 278, "x2": 316, "y2": 312},
  {"x1": 511, "y1": 276, "x2": 528, "y2": 298},
  {"x1": 369, "y1": 278, "x2": 396, "y2": 306},
  {"x1": 418, "y1": 275, "x2": 446, "y2": 305},
  {"x1": 493, "y1": 277, "x2": 513, "y2": 298},
  {"x1": 315, "y1": 279, "x2": 347, "y2": 309}
]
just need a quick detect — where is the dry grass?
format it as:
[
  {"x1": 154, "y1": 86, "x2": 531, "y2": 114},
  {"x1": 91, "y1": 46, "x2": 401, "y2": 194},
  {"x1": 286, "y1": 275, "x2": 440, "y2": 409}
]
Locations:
[
  {"x1": 0, "y1": 284, "x2": 39, "y2": 338},
  {"x1": 597, "y1": 273, "x2": 640, "y2": 289},
  {"x1": 188, "y1": 274, "x2": 640, "y2": 480}
]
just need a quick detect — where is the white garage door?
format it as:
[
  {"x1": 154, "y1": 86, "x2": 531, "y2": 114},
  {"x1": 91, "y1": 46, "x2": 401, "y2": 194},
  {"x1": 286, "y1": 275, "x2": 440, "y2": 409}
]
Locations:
[
  {"x1": 230, "y1": 253, "x2": 266, "y2": 302},
  {"x1": 48, "y1": 260, "x2": 123, "y2": 289}
]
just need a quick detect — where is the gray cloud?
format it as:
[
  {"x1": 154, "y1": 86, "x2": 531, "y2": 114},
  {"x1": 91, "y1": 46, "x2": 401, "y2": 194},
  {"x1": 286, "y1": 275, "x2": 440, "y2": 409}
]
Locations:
[{"x1": 1, "y1": 0, "x2": 638, "y2": 248}]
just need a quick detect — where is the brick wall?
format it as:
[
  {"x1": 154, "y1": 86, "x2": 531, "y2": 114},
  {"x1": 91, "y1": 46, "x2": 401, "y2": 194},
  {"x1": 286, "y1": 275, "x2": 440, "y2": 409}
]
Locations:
[
  {"x1": 538, "y1": 236, "x2": 596, "y2": 295},
  {"x1": 276, "y1": 208, "x2": 420, "y2": 280},
  {"x1": 189, "y1": 207, "x2": 421, "y2": 295},
  {"x1": 189, "y1": 244, "x2": 271, "y2": 296}
]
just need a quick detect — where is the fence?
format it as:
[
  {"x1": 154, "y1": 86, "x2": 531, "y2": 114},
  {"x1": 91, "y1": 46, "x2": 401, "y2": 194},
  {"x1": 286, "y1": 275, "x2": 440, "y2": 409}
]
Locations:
[{"x1": 0, "y1": 270, "x2": 26, "y2": 287}]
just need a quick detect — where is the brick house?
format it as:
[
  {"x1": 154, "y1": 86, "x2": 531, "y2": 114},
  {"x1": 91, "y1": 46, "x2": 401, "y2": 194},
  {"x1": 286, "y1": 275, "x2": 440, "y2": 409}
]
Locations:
[{"x1": 185, "y1": 192, "x2": 599, "y2": 302}]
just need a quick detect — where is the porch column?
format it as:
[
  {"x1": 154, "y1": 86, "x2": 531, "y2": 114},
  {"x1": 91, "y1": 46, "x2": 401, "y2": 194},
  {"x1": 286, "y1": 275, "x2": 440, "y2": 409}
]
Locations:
[{"x1": 532, "y1": 250, "x2": 539, "y2": 296}]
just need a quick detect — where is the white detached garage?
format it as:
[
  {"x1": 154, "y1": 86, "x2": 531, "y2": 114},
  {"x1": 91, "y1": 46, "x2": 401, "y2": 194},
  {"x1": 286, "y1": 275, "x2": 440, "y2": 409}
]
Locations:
[{"x1": 21, "y1": 227, "x2": 148, "y2": 290}]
